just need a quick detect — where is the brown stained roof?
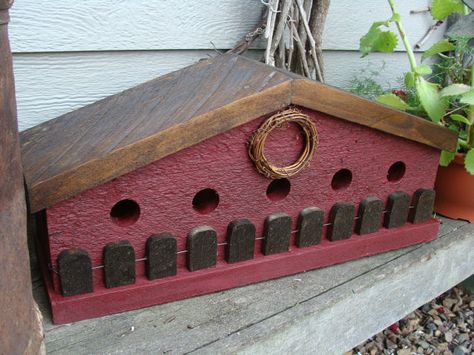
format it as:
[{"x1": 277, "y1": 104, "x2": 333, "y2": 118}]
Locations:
[{"x1": 20, "y1": 54, "x2": 457, "y2": 212}]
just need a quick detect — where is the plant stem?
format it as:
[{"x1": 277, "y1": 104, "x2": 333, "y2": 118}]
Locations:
[
  {"x1": 458, "y1": 138, "x2": 469, "y2": 150},
  {"x1": 468, "y1": 64, "x2": 474, "y2": 149},
  {"x1": 387, "y1": 0, "x2": 418, "y2": 71}
]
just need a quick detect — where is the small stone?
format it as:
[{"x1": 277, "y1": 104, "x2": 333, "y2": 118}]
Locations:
[
  {"x1": 428, "y1": 309, "x2": 439, "y2": 316},
  {"x1": 422, "y1": 304, "x2": 431, "y2": 312},
  {"x1": 453, "y1": 346, "x2": 466, "y2": 355},
  {"x1": 438, "y1": 343, "x2": 449, "y2": 351},
  {"x1": 443, "y1": 298, "x2": 457, "y2": 310},
  {"x1": 386, "y1": 338, "x2": 397, "y2": 349},
  {"x1": 419, "y1": 341, "x2": 430, "y2": 349},
  {"x1": 445, "y1": 331, "x2": 453, "y2": 342},
  {"x1": 426, "y1": 322, "x2": 437, "y2": 332},
  {"x1": 397, "y1": 349, "x2": 411, "y2": 355}
]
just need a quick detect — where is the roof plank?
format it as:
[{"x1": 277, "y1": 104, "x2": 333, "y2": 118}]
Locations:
[
  {"x1": 20, "y1": 54, "x2": 457, "y2": 212},
  {"x1": 291, "y1": 79, "x2": 457, "y2": 152}
]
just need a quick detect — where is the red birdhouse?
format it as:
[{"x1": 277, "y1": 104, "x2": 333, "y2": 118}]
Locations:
[{"x1": 20, "y1": 54, "x2": 457, "y2": 324}]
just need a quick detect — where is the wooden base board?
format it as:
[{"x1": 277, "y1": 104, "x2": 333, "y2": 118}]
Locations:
[{"x1": 43, "y1": 219, "x2": 439, "y2": 324}]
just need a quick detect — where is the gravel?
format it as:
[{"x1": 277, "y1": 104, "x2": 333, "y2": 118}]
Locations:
[{"x1": 347, "y1": 285, "x2": 473, "y2": 355}]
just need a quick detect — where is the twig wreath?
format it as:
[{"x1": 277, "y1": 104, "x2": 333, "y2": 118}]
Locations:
[{"x1": 248, "y1": 108, "x2": 318, "y2": 179}]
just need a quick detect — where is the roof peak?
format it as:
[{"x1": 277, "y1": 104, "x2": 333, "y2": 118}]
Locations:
[{"x1": 20, "y1": 54, "x2": 457, "y2": 212}]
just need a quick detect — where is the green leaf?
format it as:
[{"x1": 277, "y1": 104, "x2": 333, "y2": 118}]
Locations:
[
  {"x1": 431, "y1": 0, "x2": 465, "y2": 20},
  {"x1": 415, "y1": 64, "x2": 433, "y2": 75},
  {"x1": 460, "y1": 90, "x2": 474, "y2": 105},
  {"x1": 421, "y1": 39, "x2": 455, "y2": 61},
  {"x1": 404, "y1": 72, "x2": 415, "y2": 88},
  {"x1": 415, "y1": 77, "x2": 448, "y2": 123},
  {"x1": 441, "y1": 84, "x2": 471, "y2": 97},
  {"x1": 465, "y1": 149, "x2": 474, "y2": 175},
  {"x1": 440, "y1": 150, "x2": 456, "y2": 166},
  {"x1": 449, "y1": 114, "x2": 471, "y2": 124},
  {"x1": 376, "y1": 93, "x2": 410, "y2": 110},
  {"x1": 360, "y1": 22, "x2": 398, "y2": 57}
]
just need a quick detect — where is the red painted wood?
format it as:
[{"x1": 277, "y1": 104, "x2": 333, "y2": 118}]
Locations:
[
  {"x1": 41, "y1": 107, "x2": 441, "y2": 322},
  {"x1": 44, "y1": 220, "x2": 439, "y2": 324}
]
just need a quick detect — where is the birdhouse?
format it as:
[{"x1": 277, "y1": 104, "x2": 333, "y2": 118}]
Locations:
[{"x1": 20, "y1": 55, "x2": 457, "y2": 324}]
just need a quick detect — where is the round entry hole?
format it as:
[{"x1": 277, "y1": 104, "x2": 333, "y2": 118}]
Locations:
[
  {"x1": 193, "y1": 188, "x2": 219, "y2": 214},
  {"x1": 266, "y1": 178, "x2": 291, "y2": 202},
  {"x1": 331, "y1": 169, "x2": 352, "y2": 190},
  {"x1": 110, "y1": 199, "x2": 140, "y2": 227},
  {"x1": 387, "y1": 161, "x2": 406, "y2": 182}
]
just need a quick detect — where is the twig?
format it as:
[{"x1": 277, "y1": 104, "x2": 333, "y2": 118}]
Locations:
[
  {"x1": 308, "y1": 0, "x2": 330, "y2": 79},
  {"x1": 414, "y1": 20, "x2": 444, "y2": 50},
  {"x1": 269, "y1": 0, "x2": 292, "y2": 61},
  {"x1": 297, "y1": 0, "x2": 313, "y2": 55},
  {"x1": 227, "y1": 7, "x2": 267, "y2": 55},
  {"x1": 295, "y1": 0, "x2": 323, "y2": 81},
  {"x1": 287, "y1": 6, "x2": 295, "y2": 69},
  {"x1": 291, "y1": 21, "x2": 310, "y2": 77},
  {"x1": 265, "y1": 0, "x2": 280, "y2": 65},
  {"x1": 410, "y1": 7, "x2": 431, "y2": 14}
]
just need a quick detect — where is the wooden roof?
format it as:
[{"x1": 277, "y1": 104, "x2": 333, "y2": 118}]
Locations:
[{"x1": 20, "y1": 54, "x2": 457, "y2": 213}]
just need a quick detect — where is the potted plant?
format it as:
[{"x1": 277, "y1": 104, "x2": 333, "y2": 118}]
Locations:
[{"x1": 358, "y1": 0, "x2": 474, "y2": 222}]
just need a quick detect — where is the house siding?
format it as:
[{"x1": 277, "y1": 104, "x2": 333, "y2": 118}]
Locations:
[{"x1": 10, "y1": 0, "x2": 442, "y2": 130}]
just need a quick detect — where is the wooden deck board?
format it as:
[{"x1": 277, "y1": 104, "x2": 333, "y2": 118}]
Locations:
[{"x1": 31, "y1": 217, "x2": 473, "y2": 354}]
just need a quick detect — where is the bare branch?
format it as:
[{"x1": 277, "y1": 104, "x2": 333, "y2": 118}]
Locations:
[{"x1": 295, "y1": 0, "x2": 323, "y2": 81}]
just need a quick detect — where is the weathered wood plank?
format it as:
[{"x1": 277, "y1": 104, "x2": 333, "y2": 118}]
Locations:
[
  {"x1": 292, "y1": 79, "x2": 457, "y2": 152},
  {"x1": 145, "y1": 234, "x2": 177, "y2": 280},
  {"x1": 0, "y1": 2, "x2": 43, "y2": 352},
  {"x1": 409, "y1": 188, "x2": 436, "y2": 224},
  {"x1": 20, "y1": 55, "x2": 293, "y2": 212},
  {"x1": 356, "y1": 196, "x2": 384, "y2": 235},
  {"x1": 20, "y1": 54, "x2": 456, "y2": 213},
  {"x1": 197, "y1": 222, "x2": 474, "y2": 355},
  {"x1": 296, "y1": 207, "x2": 323, "y2": 247},
  {"x1": 187, "y1": 226, "x2": 217, "y2": 271},
  {"x1": 384, "y1": 191, "x2": 411, "y2": 229},
  {"x1": 35, "y1": 218, "x2": 473, "y2": 354},
  {"x1": 103, "y1": 241, "x2": 136, "y2": 288},
  {"x1": 327, "y1": 203, "x2": 355, "y2": 241},
  {"x1": 225, "y1": 219, "x2": 255, "y2": 263},
  {"x1": 13, "y1": 50, "x2": 418, "y2": 131},
  {"x1": 57, "y1": 249, "x2": 93, "y2": 296},
  {"x1": 9, "y1": 0, "x2": 444, "y2": 53},
  {"x1": 262, "y1": 213, "x2": 292, "y2": 255}
]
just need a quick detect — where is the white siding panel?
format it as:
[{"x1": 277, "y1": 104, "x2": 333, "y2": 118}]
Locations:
[
  {"x1": 14, "y1": 50, "x2": 418, "y2": 131},
  {"x1": 9, "y1": 0, "x2": 444, "y2": 53}
]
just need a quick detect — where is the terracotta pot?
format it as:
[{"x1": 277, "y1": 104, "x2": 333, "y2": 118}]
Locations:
[{"x1": 435, "y1": 154, "x2": 474, "y2": 222}]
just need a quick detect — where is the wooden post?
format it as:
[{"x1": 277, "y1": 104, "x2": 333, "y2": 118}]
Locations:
[{"x1": 0, "y1": 1, "x2": 44, "y2": 353}]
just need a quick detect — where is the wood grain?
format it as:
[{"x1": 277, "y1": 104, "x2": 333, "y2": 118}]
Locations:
[
  {"x1": 9, "y1": 0, "x2": 444, "y2": 53},
  {"x1": 13, "y1": 51, "x2": 421, "y2": 131},
  {"x1": 44, "y1": 107, "x2": 442, "y2": 293},
  {"x1": 0, "y1": 2, "x2": 43, "y2": 353},
  {"x1": 33, "y1": 218, "x2": 472, "y2": 351},
  {"x1": 292, "y1": 79, "x2": 458, "y2": 152},
  {"x1": 46, "y1": 221, "x2": 441, "y2": 324},
  {"x1": 21, "y1": 55, "x2": 457, "y2": 213}
]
